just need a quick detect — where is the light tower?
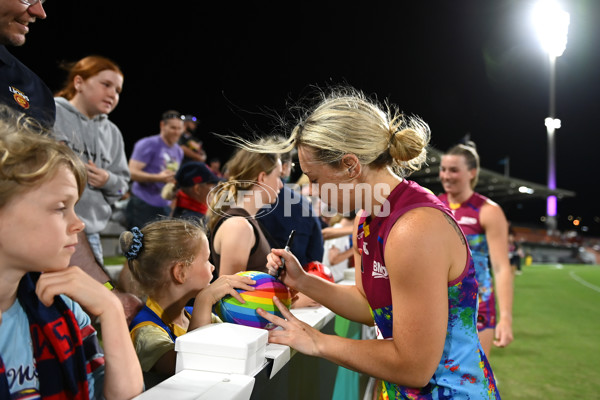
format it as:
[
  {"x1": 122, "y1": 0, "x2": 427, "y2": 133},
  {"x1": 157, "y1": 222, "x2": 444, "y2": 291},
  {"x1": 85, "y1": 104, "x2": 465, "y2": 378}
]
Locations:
[{"x1": 532, "y1": 0, "x2": 570, "y2": 233}]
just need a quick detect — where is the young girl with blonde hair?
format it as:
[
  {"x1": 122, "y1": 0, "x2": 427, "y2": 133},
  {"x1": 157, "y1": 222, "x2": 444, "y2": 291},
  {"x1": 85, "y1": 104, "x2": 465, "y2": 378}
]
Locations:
[
  {"x1": 121, "y1": 219, "x2": 255, "y2": 384},
  {"x1": 0, "y1": 105, "x2": 143, "y2": 399}
]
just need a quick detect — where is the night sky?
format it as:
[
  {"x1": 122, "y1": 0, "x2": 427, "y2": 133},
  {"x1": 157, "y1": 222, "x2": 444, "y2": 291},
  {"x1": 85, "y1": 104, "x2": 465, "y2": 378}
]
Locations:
[{"x1": 11, "y1": 0, "x2": 600, "y2": 235}]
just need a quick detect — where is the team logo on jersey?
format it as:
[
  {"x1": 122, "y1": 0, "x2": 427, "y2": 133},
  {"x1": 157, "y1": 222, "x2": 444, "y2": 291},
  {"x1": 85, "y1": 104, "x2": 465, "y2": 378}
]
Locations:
[
  {"x1": 372, "y1": 260, "x2": 388, "y2": 279},
  {"x1": 8, "y1": 86, "x2": 30, "y2": 110},
  {"x1": 363, "y1": 223, "x2": 370, "y2": 237},
  {"x1": 457, "y1": 216, "x2": 478, "y2": 226}
]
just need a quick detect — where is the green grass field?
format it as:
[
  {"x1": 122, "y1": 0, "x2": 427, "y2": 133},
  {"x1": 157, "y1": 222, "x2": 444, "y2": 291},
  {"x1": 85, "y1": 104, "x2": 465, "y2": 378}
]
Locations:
[{"x1": 490, "y1": 264, "x2": 600, "y2": 399}]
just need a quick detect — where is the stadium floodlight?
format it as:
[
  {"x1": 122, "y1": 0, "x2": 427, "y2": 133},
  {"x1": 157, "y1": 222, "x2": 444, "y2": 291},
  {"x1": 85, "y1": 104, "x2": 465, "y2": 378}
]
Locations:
[
  {"x1": 532, "y1": 0, "x2": 570, "y2": 59},
  {"x1": 519, "y1": 186, "x2": 535, "y2": 195},
  {"x1": 532, "y1": 0, "x2": 569, "y2": 232}
]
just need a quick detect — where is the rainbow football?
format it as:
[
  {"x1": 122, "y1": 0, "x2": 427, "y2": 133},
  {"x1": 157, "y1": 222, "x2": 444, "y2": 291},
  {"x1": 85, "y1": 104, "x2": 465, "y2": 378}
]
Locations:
[{"x1": 213, "y1": 271, "x2": 291, "y2": 330}]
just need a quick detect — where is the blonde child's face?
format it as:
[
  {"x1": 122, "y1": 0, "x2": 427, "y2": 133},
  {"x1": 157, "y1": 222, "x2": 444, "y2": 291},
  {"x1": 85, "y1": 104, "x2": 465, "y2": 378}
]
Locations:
[
  {"x1": 187, "y1": 235, "x2": 215, "y2": 290},
  {"x1": 0, "y1": 166, "x2": 84, "y2": 273}
]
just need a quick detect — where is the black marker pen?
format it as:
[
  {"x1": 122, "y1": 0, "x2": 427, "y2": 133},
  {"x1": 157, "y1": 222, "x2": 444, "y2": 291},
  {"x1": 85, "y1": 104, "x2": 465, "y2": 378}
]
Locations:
[{"x1": 275, "y1": 230, "x2": 296, "y2": 278}]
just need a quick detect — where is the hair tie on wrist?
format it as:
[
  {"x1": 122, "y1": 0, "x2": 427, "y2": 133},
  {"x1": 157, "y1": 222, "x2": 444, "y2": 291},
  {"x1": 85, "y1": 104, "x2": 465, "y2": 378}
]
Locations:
[{"x1": 125, "y1": 227, "x2": 144, "y2": 260}]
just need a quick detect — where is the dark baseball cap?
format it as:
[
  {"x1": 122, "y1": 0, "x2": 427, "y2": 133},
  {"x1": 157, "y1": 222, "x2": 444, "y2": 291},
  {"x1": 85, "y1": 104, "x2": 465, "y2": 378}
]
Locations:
[
  {"x1": 183, "y1": 115, "x2": 199, "y2": 123},
  {"x1": 176, "y1": 162, "x2": 223, "y2": 187}
]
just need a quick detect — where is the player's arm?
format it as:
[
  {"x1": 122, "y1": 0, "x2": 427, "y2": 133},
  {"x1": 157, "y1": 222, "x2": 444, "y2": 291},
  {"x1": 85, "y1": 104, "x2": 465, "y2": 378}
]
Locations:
[
  {"x1": 262, "y1": 207, "x2": 455, "y2": 387},
  {"x1": 481, "y1": 200, "x2": 514, "y2": 347}
]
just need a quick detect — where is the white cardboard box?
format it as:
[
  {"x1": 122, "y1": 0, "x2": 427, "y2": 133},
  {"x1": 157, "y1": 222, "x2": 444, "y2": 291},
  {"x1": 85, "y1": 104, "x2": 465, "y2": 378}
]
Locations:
[{"x1": 175, "y1": 323, "x2": 268, "y2": 375}]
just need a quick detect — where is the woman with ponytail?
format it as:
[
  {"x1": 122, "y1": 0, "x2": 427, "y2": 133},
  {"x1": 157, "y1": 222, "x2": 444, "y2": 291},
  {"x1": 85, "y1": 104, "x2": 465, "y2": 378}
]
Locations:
[
  {"x1": 235, "y1": 87, "x2": 501, "y2": 399},
  {"x1": 438, "y1": 141, "x2": 514, "y2": 358},
  {"x1": 207, "y1": 139, "x2": 283, "y2": 278}
]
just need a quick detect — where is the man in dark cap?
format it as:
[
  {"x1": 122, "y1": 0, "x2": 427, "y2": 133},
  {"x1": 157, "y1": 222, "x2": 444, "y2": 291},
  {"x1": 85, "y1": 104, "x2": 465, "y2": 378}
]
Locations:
[{"x1": 172, "y1": 161, "x2": 223, "y2": 222}]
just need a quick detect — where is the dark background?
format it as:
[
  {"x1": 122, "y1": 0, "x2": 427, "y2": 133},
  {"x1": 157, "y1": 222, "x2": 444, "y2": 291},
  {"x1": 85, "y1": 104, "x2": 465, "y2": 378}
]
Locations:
[{"x1": 11, "y1": 0, "x2": 600, "y2": 235}]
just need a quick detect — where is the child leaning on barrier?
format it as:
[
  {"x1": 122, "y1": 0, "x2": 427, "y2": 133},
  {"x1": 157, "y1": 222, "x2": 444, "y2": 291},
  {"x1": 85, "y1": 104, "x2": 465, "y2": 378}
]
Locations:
[
  {"x1": 121, "y1": 218, "x2": 255, "y2": 381},
  {"x1": 0, "y1": 105, "x2": 143, "y2": 399}
]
